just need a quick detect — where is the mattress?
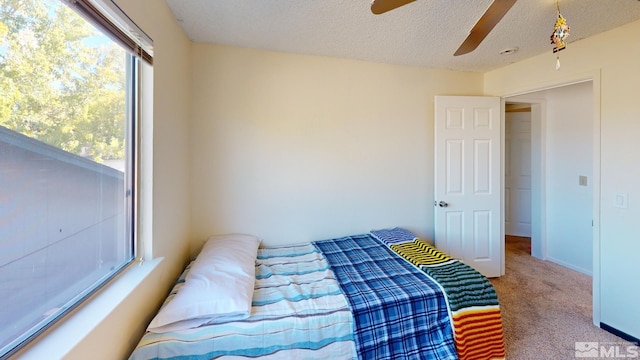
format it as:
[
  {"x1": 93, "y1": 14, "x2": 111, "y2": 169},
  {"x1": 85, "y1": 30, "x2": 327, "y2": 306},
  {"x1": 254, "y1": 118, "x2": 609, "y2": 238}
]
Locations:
[{"x1": 130, "y1": 231, "x2": 504, "y2": 360}]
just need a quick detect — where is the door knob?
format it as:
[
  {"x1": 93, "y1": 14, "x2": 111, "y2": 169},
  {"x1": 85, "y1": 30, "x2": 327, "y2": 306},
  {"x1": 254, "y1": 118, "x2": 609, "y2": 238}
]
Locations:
[{"x1": 438, "y1": 201, "x2": 448, "y2": 208}]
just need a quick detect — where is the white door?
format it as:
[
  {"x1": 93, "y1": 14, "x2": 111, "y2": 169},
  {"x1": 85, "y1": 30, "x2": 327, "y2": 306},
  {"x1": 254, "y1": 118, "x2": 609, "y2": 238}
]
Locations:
[
  {"x1": 505, "y1": 111, "x2": 532, "y2": 237},
  {"x1": 434, "y1": 96, "x2": 503, "y2": 277}
]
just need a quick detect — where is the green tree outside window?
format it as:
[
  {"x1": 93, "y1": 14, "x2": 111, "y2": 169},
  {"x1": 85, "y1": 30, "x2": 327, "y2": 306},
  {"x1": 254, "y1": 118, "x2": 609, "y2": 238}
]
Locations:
[{"x1": 0, "y1": 0, "x2": 126, "y2": 163}]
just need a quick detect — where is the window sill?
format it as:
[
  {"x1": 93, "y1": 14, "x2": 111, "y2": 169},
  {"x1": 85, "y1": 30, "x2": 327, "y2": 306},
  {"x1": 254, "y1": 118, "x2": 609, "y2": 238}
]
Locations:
[{"x1": 14, "y1": 257, "x2": 163, "y2": 360}]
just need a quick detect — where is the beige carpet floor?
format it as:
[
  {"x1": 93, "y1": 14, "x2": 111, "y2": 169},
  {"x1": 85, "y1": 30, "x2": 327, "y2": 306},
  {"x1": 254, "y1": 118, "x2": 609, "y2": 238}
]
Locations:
[{"x1": 489, "y1": 236, "x2": 635, "y2": 359}]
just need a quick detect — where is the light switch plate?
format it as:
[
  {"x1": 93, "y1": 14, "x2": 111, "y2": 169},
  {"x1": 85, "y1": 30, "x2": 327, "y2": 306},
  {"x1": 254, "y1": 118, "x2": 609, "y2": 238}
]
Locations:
[
  {"x1": 579, "y1": 175, "x2": 588, "y2": 186},
  {"x1": 614, "y1": 193, "x2": 628, "y2": 208}
]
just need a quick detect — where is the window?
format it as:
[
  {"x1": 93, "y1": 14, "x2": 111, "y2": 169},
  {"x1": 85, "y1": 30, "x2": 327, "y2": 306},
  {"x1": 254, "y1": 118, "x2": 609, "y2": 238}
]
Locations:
[{"x1": 0, "y1": 0, "x2": 151, "y2": 357}]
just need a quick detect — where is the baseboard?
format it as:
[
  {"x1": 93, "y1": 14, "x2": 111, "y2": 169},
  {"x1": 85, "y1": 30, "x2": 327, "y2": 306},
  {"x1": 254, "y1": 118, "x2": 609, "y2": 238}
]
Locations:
[
  {"x1": 601, "y1": 322, "x2": 640, "y2": 345},
  {"x1": 545, "y1": 256, "x2": 592, "y2": 276}
]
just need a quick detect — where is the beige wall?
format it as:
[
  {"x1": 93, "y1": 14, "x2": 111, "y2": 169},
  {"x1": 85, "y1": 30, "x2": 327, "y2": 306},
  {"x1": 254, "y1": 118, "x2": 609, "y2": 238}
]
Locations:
[
  {"x1": 486, "y1": 19, "x2": 640, "y2": 340},
  {"x1": 15, "y1": 1, "x2": 193, "y2": 359},
  {"x1": 543, "y1": 82, "x2": 593, "y2": 275},
  {"x1": 188, "y1": 44, "x2": 483, "y2": 251}
]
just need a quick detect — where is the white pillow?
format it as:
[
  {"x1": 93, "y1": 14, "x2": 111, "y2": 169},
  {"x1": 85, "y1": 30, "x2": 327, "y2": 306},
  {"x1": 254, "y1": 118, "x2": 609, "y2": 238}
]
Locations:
[{"x1": 147, "y1": 234, "x2": 261, "y2": 333}]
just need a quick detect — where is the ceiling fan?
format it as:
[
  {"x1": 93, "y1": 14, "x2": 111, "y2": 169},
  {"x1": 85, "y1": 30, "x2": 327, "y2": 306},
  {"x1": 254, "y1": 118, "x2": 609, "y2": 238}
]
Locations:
[{"x1": 371, "y1": 0, "x2": 517, "y2": 56}]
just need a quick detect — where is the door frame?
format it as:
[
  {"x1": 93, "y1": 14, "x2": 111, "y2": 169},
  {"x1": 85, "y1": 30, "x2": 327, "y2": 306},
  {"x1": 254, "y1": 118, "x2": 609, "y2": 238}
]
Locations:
[{"x1": 499, "y1": 71, "x2": 602, "y2": 326}]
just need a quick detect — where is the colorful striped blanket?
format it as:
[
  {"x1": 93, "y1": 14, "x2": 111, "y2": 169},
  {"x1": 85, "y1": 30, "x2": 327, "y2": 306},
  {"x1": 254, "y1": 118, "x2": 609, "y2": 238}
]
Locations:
[{"x1": 371, "y1": 228, "x2": 506, "y2": 360}]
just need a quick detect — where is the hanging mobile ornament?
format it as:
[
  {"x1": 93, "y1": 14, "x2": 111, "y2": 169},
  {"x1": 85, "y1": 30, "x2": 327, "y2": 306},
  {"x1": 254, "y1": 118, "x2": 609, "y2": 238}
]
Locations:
[{"x1": 550, "y1": 0, "x2": 570, "y2": 70}]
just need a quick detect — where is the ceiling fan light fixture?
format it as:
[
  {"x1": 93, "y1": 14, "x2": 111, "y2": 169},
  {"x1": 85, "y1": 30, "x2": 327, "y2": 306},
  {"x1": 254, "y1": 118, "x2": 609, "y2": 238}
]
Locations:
[{"x1": 499, "y1": 47, "x2": 519, "y2": 55}]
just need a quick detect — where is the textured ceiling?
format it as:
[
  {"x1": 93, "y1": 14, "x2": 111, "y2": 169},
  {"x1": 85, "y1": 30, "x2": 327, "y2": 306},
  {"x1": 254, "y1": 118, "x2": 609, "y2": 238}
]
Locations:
[{"x1": 164, "y1": 0, "x2": 640, "y2": 72}]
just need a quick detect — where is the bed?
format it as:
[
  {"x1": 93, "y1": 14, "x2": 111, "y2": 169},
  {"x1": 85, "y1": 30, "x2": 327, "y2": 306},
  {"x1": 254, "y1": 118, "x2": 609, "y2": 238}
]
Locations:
[{"x1": 129, "y1": 228, "x2": 505, "y2": 360}]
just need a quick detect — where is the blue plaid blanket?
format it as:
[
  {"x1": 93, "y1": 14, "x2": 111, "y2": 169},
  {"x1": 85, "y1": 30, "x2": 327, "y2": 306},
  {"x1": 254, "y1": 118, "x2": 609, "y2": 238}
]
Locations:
[{"x1": 314, "y1": 234, "x2": 457, "y2": 360}]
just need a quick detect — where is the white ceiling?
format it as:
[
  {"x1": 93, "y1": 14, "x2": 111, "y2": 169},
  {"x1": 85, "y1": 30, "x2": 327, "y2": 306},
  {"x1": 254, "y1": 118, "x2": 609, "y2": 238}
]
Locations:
[{"x1": 164, "y1": 0, "x2": 640, "y2": 72}]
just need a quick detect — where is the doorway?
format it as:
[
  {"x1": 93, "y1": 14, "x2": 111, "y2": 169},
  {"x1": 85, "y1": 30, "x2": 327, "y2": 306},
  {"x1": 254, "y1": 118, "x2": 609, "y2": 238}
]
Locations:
[
  {"x1": 505, "y1": 104, "x2": 532, "y2": 239},
  {"x1": 504, "y1": 81, "x2": 595, "y2": 276}
]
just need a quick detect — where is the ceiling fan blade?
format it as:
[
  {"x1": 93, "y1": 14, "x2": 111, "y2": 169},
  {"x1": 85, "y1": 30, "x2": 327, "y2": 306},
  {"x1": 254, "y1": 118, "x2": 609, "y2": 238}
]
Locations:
[
  {"x1": 370, "y1": 0, "x2": 417, "y2": 15},
  {"x1": 454, "y1": 0, "x2": 517, "y2": 56}
]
